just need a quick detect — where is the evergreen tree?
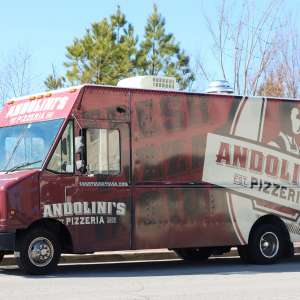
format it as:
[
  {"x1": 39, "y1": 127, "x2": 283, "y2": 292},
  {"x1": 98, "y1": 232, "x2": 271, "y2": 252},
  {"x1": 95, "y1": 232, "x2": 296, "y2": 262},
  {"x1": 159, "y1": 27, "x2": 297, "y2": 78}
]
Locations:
[
  {"x1": 110, "y1": 6, "x2": 137, "y2": 81},
  {"x1": 45, "y1": 6, "x2": 194, "y2": 90},
  {"x1": 44, "y1": 65, "x2": 65, "y2": 90},
  {"x1": 136, "y1": 4, "x2": 194, "y2": 90},
  {"x1": 56, "y1": 7, "x2": 137, "y2": 87}
]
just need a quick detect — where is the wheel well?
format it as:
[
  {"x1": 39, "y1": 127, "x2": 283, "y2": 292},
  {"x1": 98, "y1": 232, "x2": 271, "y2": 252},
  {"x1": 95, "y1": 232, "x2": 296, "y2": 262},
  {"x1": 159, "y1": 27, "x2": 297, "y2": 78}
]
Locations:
[
  {"x1": 249, "y1": 215, "x2": 291, "y2": 243},
  {"x1": 17, "y1": 219, "x2": 73, "y2": 253}
]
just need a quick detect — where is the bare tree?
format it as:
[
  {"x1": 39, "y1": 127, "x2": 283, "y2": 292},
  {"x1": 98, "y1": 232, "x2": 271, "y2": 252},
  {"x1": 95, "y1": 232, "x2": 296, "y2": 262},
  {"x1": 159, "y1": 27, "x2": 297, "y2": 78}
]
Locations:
[
  {"x1": 257, "y1": 64, "x2": 285, "y2": 97},
  {"x1": 0, "y1": 48, "x2": 32, "y2": 105},
  {"x1": 257, "y1": 19, "x2": 300, "y2": 98},
  {"x1": 197, "y1": 0, "x2": 284, "y2": 95},
  {"x1": 278, "y1": 22, "x2": 300, "y2": 98}
]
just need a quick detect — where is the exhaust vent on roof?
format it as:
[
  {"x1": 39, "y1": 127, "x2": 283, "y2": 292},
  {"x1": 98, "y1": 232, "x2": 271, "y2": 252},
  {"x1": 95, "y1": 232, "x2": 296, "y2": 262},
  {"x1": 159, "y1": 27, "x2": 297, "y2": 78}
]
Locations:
[
  {"x1": 117, "y1": 76, "x2": 178, "y2": 91},
  {"x1": 205, "y1": 80, "x2": 234, "y2": 94}
]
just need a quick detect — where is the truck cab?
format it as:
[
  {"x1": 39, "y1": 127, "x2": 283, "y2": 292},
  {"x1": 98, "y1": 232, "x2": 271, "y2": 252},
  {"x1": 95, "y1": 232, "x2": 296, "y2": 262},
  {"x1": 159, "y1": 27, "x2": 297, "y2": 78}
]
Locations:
[{"x1": 0, "y1": 85, "x2": 131, "y2": 274}]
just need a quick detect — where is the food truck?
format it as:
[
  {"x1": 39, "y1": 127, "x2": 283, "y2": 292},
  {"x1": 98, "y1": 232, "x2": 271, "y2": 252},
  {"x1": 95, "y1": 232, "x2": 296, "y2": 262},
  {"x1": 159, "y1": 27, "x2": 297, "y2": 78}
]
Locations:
[{"x1": 0, "y1": 76, "x2": 298, "y2": 274}]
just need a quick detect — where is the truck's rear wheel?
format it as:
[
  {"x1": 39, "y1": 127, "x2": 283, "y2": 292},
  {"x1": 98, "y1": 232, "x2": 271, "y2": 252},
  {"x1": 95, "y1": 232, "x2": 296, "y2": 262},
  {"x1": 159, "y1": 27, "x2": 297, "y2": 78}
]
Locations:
[
  {"x1": 237, "y1": 245, "x2": 252, "y2": 263},
  {"x1": 248, "y1": 224, "x2": 284, "y2": 264},
  {"x1": 174, "y1": 247, "x2": 212, "y2": 262},
  {"x1": 283, "y1": 241, "x2": 294, "y2": 259},
  {"x1": 0, "y1": 252, "x2": 4, "y2": 263},
  {"x1": 17, "y1": 228, "x2": 61, "y2": 275}
]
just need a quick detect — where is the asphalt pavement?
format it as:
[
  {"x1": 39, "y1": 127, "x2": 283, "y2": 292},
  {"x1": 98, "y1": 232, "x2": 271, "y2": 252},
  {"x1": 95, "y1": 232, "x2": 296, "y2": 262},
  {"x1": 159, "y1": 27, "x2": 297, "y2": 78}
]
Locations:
[{"x1": 1, "y1": 255, "x2": 300, "y2": 300}]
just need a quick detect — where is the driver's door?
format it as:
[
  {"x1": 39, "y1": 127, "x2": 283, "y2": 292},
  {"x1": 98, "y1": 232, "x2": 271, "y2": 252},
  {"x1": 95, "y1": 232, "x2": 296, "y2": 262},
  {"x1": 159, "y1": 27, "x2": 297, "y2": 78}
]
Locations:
[{"x1": 70, "y1": 119, "x2": 131, "y2": 253}]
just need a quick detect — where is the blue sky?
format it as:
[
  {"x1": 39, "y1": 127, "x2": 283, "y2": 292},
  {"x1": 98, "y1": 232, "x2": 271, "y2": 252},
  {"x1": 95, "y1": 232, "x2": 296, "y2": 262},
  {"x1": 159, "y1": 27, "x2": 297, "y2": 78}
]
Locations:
[{"x1": 0, "y1": 0, "x2": 299, "y2": 94}]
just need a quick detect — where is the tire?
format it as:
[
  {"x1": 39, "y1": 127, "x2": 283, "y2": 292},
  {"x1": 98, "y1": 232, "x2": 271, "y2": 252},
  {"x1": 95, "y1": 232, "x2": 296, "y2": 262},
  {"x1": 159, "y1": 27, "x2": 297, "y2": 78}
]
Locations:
[
  {"x1": 283, "y1": 241, "x2": 294, "y2": 259},
  {"x1": 16, "y1": 228, "x2": 61, "y2": 275},
  {"x1": 174, "y1": 247, "x2": 212, "y2": 262},
  {"x1": 248, "y1": 224, "x2": 284, "y2": 264},
  {"x1": 0, "y1": 252, "x2": 4, "y2": 263},
  {"x1": 237, "y1": 245, "x2": 252, "y2": 263}
]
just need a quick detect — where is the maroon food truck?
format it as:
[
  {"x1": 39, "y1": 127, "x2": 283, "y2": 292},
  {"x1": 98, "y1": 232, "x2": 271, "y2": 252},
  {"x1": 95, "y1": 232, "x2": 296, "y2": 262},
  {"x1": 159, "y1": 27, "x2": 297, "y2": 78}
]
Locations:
[{"x1": 0, "y1": 76, "x2": 299, "y2": 274}]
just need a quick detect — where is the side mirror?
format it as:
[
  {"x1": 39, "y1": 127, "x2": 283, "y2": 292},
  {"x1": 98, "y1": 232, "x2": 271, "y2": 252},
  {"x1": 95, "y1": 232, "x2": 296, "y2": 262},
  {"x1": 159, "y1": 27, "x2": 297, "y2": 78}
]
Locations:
[
  {"x1": 75, "y1": 136, "x2": 84, "y2": 153},
  {"x1": 61, "y1": 138, "x2": 68, "y2": 155},
  {"x1": 76, "y1": 160, "x2": 85, "y2": 172},
  {"x1": 75, "y1": 134, "x2": 86, "y2": 173}
]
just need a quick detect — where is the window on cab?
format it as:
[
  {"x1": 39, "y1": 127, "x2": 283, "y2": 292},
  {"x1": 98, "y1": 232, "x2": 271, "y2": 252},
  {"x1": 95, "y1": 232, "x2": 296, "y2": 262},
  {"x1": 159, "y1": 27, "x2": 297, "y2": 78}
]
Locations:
[
  {"x1": 47, "y1": 120, "x2": 74, "y2": 173},
  {"x1": 0, "y1": 119, "x2": 64, "y2": 172},
  {"x1": 86, "y1": 129, "x2": 120, "y2": 175}
]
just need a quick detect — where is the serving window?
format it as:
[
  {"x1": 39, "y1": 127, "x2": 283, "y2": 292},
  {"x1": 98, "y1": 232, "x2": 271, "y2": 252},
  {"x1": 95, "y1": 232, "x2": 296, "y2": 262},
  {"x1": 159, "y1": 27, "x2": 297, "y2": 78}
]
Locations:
[{"x1": 86, "y1": 128, "x2": 120, "y2": 175}]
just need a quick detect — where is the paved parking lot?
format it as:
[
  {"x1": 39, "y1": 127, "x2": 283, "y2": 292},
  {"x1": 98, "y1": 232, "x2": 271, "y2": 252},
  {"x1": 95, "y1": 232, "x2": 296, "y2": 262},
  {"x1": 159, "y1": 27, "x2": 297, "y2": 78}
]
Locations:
[{"x1": 1, "y1": 256, "x2": 300, "y2": 300}]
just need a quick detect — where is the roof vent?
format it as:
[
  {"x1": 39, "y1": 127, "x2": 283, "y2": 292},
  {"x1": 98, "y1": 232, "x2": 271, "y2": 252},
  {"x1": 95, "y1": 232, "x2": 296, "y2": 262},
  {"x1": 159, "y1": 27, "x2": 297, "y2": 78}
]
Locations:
[
  {"x1": 117, "y1": 76, "x2": 178, "y2": 91},
  {"x1": 205, "y1": 80, "x2": 234, "y2": 94}
]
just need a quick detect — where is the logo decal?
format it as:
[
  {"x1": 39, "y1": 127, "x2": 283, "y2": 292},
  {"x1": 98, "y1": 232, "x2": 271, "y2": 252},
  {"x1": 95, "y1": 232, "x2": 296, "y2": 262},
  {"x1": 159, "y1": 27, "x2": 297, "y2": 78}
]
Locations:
[
  {"x1": 43, "y1": 201, "x2": 127, "y2": 226},
  {"x1": 203, "y1": 97, "x2": 300, "y2": 244},
  {"x1": 203, "y1": 133, "x2": 300, "y2": 210}
]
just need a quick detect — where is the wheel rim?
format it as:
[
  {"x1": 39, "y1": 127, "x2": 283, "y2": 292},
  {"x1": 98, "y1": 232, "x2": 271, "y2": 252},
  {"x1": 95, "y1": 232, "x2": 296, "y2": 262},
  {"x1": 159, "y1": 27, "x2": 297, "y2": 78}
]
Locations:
[
  {"x1": 28, "y1": 237, "x2": 54, "y2": 267},
  {"x1": 259, "y1": 232, "x2": 279, "y2": 259}
]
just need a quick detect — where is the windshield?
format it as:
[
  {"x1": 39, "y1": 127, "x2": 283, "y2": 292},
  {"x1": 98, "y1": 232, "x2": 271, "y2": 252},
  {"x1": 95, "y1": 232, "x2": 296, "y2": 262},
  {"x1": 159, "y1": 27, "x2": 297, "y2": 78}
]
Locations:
[{"x1": 0, "y1": 119, "x2": 64, "y2": 172}]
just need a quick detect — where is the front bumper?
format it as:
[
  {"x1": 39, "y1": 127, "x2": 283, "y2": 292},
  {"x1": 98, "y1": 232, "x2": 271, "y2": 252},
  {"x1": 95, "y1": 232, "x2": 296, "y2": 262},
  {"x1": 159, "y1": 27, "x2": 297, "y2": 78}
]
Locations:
[{"x1": 0, "y1": 232, "x2": 15, "y2": 251}]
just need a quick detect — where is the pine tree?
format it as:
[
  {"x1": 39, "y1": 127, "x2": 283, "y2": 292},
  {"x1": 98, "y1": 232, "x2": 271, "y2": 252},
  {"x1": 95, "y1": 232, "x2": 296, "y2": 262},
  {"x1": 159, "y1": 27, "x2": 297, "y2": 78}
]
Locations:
[
  {"x1": 44, "y1": 6, "x2": 194, "y2": 90},
  {"x1": 136, "y1": 4, "x2": 194, "y2": 90},
  {"x1": 44, "y1": 65, "x2": 65, "y2": 90},
  {"x1": 55, "y1": 7, "x2": 137, "y2": 87},
  {"x1": 110, "y1": 6, "x2": 137, "y2": 81}
]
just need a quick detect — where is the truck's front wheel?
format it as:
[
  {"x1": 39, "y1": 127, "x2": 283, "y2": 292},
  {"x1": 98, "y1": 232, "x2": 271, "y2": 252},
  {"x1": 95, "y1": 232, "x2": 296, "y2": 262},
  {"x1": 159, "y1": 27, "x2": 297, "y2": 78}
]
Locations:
[{"x1": 17, "y1": 228, "x2": 61, "y2": 275}]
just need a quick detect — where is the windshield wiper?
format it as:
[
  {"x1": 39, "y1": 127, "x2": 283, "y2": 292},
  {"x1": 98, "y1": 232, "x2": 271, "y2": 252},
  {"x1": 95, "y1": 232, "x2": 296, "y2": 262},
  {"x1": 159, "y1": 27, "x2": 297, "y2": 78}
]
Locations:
[{"x1": 5, "y1": 160, "x2": 42, "y2": 174}]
